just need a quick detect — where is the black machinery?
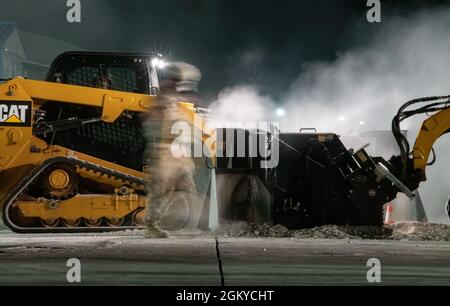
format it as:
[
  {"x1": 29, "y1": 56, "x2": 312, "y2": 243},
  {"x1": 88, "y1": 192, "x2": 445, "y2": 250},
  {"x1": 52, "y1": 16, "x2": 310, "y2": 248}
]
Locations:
[{"x1": 213, "y1": 129, "x2": 401, "y2": 229}]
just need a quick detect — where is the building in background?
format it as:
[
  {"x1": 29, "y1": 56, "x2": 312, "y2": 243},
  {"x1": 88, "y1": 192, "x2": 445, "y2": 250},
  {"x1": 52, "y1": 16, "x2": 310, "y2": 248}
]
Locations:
[
  {"x1": 0, "y1": 21, "x2": 83, "y2": 80},
  {"x1": 0, "y1": 22, "x2": 25, "y2": 79}
]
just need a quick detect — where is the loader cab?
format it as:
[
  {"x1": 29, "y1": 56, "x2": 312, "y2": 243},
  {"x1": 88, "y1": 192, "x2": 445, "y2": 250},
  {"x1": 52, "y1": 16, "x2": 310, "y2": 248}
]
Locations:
[
  {"x1": 38, "y1": 51, "x2": 163, "y2": 171},
  {"x1": 46, "y1": 51, "x2": 161, "y2": 94}
]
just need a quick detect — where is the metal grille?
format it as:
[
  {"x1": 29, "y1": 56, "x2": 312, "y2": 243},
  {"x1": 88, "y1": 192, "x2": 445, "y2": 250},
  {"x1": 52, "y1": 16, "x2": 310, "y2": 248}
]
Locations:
[
  {"x1": 66, "y1": 66, "x2": 100, "y2": 87},
  {"x1": 77, "y1": 116, "x2": 145, "y2": 153},
  {"x1": 108, "y1": 67, "x2": 138, "y2": 92},
  {"x1": 66, "y1": 65, "x2": 139, "y2": 93}
]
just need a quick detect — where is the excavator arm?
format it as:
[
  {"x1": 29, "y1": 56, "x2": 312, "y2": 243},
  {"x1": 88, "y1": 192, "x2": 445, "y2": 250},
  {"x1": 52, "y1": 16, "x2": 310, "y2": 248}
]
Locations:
[
  {"x1": 389, "y1": 95, "x2": 450, "y2": 193},
  {"x1": 412, "y1": 106, "x2": 450, "y2": 180}
]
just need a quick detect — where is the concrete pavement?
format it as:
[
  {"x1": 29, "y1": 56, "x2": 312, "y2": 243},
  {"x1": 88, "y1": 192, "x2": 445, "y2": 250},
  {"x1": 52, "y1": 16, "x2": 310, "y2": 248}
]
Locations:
[{"x1": 0, "y1": 230, "x2": 449, "y2": 285}]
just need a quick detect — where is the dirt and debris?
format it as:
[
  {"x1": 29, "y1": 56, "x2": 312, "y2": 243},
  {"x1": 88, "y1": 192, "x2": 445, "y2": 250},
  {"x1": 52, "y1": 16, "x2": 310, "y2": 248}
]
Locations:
[
  {"x1": 289, "y1": 225, "x2": 393, "y2": 240},
  {"x1": 212, "y1": 221, "x2": 450, "y2": 241},
  {"x1": 0, "y1": 217, "x2": 449, "y2": 241},
  {"x1": 389, "y1": 222, "x2": 450, "y2": 241}
]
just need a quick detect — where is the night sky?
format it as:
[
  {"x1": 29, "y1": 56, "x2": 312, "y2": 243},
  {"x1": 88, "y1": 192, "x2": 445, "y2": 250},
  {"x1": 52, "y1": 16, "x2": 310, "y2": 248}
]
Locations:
[{"x1": 0, "y1": 0, "x2": 449, "y2": 100}]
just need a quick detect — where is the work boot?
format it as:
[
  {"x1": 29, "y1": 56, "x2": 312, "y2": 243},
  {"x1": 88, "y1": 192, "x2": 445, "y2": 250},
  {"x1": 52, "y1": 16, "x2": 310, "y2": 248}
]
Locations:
[{"x1": 144, "y1": 223, "x2": 169, "y2": 238}]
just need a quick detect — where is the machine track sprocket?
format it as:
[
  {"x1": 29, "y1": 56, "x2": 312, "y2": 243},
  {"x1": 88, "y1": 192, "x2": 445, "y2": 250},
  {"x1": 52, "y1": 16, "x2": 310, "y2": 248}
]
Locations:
[{"x1": 41, "y1": 163, "x2": 79, "y2": 200}]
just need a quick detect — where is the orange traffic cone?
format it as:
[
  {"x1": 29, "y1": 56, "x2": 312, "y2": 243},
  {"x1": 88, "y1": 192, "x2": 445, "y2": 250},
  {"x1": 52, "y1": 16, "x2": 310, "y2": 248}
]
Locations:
[{"x1": 384, "y1": 204, "x2": 395, "y2": 225}]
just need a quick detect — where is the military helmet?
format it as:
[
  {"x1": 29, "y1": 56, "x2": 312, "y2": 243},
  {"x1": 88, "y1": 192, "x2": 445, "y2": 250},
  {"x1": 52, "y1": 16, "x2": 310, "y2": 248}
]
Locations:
[{"x1": 161, "y1": 62, "x2": 201, "y2": 92}]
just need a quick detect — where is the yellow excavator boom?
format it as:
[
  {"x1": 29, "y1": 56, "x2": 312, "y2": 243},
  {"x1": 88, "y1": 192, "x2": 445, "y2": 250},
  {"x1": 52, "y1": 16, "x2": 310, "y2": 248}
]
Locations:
[{"x1": 412, "y1": 107, "x2": 450, "y2": 180}]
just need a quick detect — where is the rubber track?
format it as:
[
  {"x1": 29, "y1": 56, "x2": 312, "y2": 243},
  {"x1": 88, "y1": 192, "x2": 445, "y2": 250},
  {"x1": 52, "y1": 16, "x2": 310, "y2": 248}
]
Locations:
[{"x1": 2, "y1": 156, "x2": 148, "y2": 233}]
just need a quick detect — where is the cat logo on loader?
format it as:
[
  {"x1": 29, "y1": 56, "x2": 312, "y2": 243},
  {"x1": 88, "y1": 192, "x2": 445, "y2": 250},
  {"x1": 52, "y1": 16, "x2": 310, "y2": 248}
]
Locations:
[{"x1": 0, "y1": 102, "x2": 31, "y2": 126}]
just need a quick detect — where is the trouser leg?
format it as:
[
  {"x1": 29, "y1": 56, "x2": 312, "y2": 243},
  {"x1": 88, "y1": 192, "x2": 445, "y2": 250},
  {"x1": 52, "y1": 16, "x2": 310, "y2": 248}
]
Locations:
[{"x1": 145, "y1": 157, "x2": 196, "y2": 227}]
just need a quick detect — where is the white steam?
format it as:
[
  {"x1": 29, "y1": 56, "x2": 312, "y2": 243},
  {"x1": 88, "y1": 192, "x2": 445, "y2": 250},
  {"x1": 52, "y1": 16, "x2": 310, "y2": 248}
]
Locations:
[
  {"x1": 208, "y1": 85, "x2": 274, "y2": 124},
  {"x1": 209, "y1": 7, "x2": 450, "y2": 223},
  {"x1": 282, "y1": 11, "x2": 450, "y2": 135}
]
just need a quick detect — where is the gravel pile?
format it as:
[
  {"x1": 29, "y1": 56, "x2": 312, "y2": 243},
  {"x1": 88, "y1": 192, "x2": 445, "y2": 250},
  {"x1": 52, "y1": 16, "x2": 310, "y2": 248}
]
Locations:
[
  {"x1": 289, "y1": 225, "x2": 393, "y2": 240},
  {"x1": 388, "y1": 222, "x2": 450, "y2": 241},
  {"x1": 212, "y1": 222, "x2": 288, "y2": 238},
  {"x1": 212, "y1": 221, "x2": 450, "y2": 241}
]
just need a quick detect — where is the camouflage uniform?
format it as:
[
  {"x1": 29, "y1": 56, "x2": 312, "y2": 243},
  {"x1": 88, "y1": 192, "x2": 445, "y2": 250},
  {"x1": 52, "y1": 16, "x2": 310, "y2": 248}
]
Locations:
[{"x1": 142, "y1": 89, "x2": 196, "y2": 235}]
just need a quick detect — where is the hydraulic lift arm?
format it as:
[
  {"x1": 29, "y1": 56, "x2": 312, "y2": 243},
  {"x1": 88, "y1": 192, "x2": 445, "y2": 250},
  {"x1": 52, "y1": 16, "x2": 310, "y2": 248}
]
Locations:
[
  {"x1": 412, "y1": 107, "x2": 450, "y2": 181},
  {"x1": 330, "y1": 96, "x2": 450, "y2": 216},
  {"x1": 6, "y1": 78, "x2": 153, "y2": 122},
  {"x1": 390, "y1": 96, "x2": 450, "y2": 192}
]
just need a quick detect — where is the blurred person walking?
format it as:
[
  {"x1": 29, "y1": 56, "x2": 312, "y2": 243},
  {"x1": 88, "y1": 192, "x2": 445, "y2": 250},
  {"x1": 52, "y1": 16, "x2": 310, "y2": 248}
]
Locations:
[{"x1": 142, "y1": 62, "x2": 202, "y2": 238}]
